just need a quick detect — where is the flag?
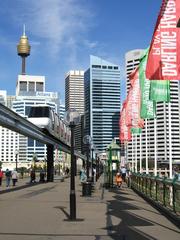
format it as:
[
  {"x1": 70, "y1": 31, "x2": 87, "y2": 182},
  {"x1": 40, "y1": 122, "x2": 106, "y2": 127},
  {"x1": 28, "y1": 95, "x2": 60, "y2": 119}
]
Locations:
[
  {"x1": 125, "y1": 87, "x2": 133, "y2": 127},
  {"x1": 131, "y1": 128, "x2": 142, "y2": 135},
  {"x1": 150, "y1": 80, "x2": 170, "y2": 102},
  {"x1": 146, "y1": 0, "x2": 180, "y2": 80},
  {"x1": 139, "y1": 49, "x2": 156, "y2": 119},
  {"x1": 119, "y1": 101, "x2": 131, "y2": 143},
  {"x1": 129, "y1": 68, "x2": 144, "y2": 128}
]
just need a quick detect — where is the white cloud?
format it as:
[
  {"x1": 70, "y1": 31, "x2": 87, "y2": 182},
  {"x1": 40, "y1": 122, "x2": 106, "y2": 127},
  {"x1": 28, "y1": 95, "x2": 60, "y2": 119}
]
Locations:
[{"x1": 12, "y1": 0, "x2": 94, "y2": 59}]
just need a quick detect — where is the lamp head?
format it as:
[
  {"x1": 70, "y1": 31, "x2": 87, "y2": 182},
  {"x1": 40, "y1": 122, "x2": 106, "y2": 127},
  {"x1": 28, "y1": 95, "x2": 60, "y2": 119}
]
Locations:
[{"x1": 64, "y1": 108, "x2": 80, "y2": 126}]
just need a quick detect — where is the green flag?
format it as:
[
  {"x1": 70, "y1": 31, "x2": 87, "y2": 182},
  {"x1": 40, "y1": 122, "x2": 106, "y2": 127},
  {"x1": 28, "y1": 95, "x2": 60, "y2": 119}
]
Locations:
[
  {"x1": 131, "y1": 128, "x2": 142, "y2": 135},
  {"x1": 139, "y1": 49, "x2": 156, "y2": 119},
  {"x1": 150, "y1": 80, "x2": 170, "y2": 102}
]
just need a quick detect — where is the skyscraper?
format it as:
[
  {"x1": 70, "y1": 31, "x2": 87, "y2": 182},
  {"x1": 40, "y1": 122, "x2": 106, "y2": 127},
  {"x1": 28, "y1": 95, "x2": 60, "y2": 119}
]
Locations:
[
  {"x1": 84, "y1": 55, "x2": 121, "y2": 153},
  {"x1": 65, "y1": 70, "x2": 84, "y2": 114},
  {"x1": 65, "y1": 70, "x2": 84, "y2": 151}
]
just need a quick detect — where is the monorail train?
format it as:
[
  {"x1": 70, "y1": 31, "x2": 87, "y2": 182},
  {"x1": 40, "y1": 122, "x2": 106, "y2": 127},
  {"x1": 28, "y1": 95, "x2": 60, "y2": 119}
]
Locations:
[{"x1": 28, "y1": 105, "x2": 71, "y2": 146}]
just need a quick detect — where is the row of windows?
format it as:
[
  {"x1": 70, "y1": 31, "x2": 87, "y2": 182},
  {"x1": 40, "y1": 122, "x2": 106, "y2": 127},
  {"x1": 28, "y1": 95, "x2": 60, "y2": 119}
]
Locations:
[{"x1": 92, "y1": 65, "x2": 119, "y2": 70}]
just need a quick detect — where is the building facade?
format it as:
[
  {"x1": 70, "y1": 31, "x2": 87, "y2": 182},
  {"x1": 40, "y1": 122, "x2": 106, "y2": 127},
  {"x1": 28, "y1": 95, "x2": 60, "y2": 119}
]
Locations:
[
  {"x1": 65, "y1": 70, "x2": 85, "y2": 151},
  {"x1": 84, "y1": 55, "x2": 121, "y2": 153},
  {"x1": 0, "y1": 75, "x2": 61, "y2": 169},
  {"x1": 125, "y1": 49, "x2": 180, "y2": 170}
]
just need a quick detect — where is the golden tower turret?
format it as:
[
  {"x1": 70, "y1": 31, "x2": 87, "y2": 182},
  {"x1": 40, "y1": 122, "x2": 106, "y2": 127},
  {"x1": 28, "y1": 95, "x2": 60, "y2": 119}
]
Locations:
[{"x1": 17, "y1": 25, "x2": 31, "y2": 75}]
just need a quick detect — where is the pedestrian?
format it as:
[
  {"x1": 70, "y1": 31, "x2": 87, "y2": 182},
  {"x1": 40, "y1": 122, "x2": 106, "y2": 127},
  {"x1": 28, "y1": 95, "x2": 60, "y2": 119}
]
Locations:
[
  {"x1": 0, "y1": 168, "x2": 3, "y2": 186},
  {"x1": 80, "y1": 168, "x2": 87, "y2": 184},
  {"x1": 115, "y1": 172, "x2": 122, "y2": 188},
  {"x1": 11, "y1": 169, "x2": 18, "y2": 186},
  {"x1": 120, "y1": 166, "x2": 127, "y2": 182},
  {"x1": 65, "y1": 167, "x2": 69, "y2": 176},
  {"x1": 30, "y1": 169, "x2": 36, "y2": 183},
  {"x1": 5, "y1": 169, "x2": 11, "y2": 187},
  {"x1": 39, "y1": 169, "x2": 45, "y2": 183}
]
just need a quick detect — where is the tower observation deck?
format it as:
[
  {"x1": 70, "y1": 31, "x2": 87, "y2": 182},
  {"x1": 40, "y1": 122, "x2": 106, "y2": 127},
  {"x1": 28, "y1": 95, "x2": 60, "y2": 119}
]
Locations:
[{"x1": 17, "y1": 25, "x2": 31, "y2": 75}]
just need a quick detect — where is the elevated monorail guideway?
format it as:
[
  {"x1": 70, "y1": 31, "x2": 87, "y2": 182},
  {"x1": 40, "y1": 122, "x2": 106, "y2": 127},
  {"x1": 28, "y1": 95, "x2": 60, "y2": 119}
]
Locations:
[{"x1": 0, "y1": 103, "x2": 85, "y2": 160}]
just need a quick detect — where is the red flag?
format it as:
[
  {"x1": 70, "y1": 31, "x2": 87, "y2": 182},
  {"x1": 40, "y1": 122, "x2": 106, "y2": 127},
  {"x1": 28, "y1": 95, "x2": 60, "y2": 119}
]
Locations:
[
  {"x1": 146, "y1": 0, "x2": 180, "y2": 80},
  {"x1": 125, "y1": 88, "x2": 133, "y2": 127},
  {"x1": 129, "y1": 68, "x2": 144, "y2": 128},
  {"x1": 119, "y1": 101, "x2": 131, "y2": 143}
]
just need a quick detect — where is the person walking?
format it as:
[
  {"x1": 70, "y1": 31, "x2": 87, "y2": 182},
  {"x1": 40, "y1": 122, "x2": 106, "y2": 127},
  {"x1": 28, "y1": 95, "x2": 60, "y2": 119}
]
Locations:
[
  {"x1": 80, "y1": 168, "x2": 87, "y2": 184},
  {"x1": 0, "y1": 168, "x2": 3, "y2": 186},
  {"x1": 115, "y1": 172, "x2": 122, "y2": 188},
  {"x1": 5, "y1": 169, "x2": 11, "y2": 187},
  {"x1": 11, "y1": 169, "x2": 18, "y2": 186},
  {"x1": 120, "y1": 166, "x2": 127, "y2": 182},
  {"x1": 30, "y1": 169, "x2": 36, "y2": 183}
]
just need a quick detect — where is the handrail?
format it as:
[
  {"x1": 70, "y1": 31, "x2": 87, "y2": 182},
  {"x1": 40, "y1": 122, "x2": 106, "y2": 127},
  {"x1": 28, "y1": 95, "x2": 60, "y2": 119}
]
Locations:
[{"x1": 130, "y1": 173, "x2": 180, "y2": 217}]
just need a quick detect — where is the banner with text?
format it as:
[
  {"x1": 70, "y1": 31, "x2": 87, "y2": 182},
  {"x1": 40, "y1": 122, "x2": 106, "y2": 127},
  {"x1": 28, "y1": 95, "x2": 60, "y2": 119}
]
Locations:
[{"x1": 146, "y1": 0, "x2": 180, "y2": 80}]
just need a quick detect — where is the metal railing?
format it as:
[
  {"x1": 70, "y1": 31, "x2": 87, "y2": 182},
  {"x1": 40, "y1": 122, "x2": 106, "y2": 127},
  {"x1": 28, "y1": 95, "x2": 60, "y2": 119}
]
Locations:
[{"x1": 131, "y1": 173, "x2": 180, "y2": 216}]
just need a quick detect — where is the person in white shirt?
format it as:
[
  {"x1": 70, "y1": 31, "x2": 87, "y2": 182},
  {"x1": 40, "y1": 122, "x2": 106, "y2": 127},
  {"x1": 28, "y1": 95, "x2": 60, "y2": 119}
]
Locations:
[{"x1": 11, "y1": 169, "x2": 18, "y2": 186}]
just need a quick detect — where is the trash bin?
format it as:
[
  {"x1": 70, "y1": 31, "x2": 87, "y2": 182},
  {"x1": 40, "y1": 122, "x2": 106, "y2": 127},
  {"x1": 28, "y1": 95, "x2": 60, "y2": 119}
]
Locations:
[{"x1": 82, "y1": 182, "x2": 92, "y2": 196}]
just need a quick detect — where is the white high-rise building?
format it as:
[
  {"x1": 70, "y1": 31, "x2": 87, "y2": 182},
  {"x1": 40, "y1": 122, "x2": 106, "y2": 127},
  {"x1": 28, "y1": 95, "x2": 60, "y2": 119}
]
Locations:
[
  {"x1": 65, "y1": 70, "x2": 84, "y2": 151},
  {"x1": 65, "y1": 70, "x2": 84, "y2": 114},
  {"x1": 125, "y1": 49, "x2": 180, "y2": 170}
]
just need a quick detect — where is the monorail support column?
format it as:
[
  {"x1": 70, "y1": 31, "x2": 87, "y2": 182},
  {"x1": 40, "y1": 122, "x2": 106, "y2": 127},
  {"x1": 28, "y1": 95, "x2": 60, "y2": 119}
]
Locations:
[{"x1": 47, "y1": 144, "x2": 54, "y2": 182}]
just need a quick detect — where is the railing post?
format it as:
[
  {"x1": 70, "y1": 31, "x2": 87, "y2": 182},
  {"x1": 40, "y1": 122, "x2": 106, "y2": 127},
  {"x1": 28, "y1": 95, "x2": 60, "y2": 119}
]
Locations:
[
  {"x1": 163, "y1": 177, "x2": 166, "y2": 207},
  {"x1": 155, "y1": 177, "x2": 158, "y2": 201},
  {"x1": 172, "y1": 178, "x2": 176, "y2": 213}
]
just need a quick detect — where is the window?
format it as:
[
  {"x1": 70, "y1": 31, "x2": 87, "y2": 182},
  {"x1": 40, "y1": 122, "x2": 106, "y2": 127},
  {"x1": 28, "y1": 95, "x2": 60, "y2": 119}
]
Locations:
[
  {"x1": 28, "y1": 106, "x2": 50, "y2": 117},
  {"x1": 108, "y1": 66, "x2": 112, "y2": 69},
  {"x1": 36, "y1": 82, "x2": 43, "y2": 91},
  {"x1": 29, "y1": 82, "x2": 35, "y2": 91},
  {"x1": 92, "y1": 65, "x2": 101, "y2": 69},
  {"x1": 114, "y1": 66, "x2": 118, "y2": 70},
  {"x1": 28, "y1": 138, "x2": 34, "y2": 146},
  {"x1": 20, "y1": 81, "x2": 27, "y2": 91},
  {"x1": 102, "y1": 66, "x2": 107, "y2": 69}
]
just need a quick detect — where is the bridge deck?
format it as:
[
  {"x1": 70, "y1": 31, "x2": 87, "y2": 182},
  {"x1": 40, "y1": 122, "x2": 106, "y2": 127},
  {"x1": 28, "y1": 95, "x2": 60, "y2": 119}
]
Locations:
[{"x1": 0, "y1": 176, "x2": 179, "y2": 240}]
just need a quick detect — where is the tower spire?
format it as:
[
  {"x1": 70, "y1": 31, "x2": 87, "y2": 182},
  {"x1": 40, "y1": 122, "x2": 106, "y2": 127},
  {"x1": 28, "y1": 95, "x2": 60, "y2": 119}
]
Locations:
[
  {"x1": 23, "y1": 24, "x2": 26, "y2": 36},
  {"x1": 17, "y1": 27, "x2": 31, "y2": 75}
]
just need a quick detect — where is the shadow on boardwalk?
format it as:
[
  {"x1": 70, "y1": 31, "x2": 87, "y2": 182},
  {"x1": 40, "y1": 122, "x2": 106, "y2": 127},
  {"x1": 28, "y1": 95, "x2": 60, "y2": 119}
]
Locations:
[{"x1": 103, "y1": 186, "x2": 180, "y2": 240}]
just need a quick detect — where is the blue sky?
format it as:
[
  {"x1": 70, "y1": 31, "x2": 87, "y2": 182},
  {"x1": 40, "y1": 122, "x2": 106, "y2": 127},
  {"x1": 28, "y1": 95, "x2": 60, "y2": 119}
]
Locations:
[{"x1": 0, "y1": 0, "x2": 162, "y2": 103}]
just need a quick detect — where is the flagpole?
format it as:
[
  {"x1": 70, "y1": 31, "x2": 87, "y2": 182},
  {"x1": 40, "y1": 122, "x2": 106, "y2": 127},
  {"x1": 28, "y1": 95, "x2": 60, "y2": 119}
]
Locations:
[
  {"x1": 140, "y1": 133, "x2": 142, "y2": 173},
  {"x1": 168, "y1": 102, "x2": 172, "y2": 179},
  {"x1": 154, "y1": 118, "x2": 157, "y2": 176},
  {"x1": 135, "y1": 134, "x2": 137, "y2": 173},
  {"x1": 132, "y1": 133, "x2": 134, "y2": 172},
  {"x1": 145, "y1": 119, "x2": 149, "y2": 174}
]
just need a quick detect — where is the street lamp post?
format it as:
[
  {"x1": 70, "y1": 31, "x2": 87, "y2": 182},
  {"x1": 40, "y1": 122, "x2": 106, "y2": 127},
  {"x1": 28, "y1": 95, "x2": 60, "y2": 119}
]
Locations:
[
  {"x1": 15, "y1": 150, "x2": 19, "y2": 171},
  {"x1": 91, "y1": 147, "x2": 94, "y2": 182},
  {"x1": 83, "y1": 135, "x2": 92, "y2": 181},
  {"x1": 64, "y1": 108, "x2": 80, "y2": 220}
]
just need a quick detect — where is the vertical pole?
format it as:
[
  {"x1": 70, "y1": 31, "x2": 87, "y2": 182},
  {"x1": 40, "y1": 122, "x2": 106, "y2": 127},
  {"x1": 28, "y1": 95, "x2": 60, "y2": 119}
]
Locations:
[
  {"x1": 132, "y1": 134, "x2": 134, "y2": 172},
  {"x1": 70, "y1": 123, "x2": 76, "y2": 220},
  {"x1": 95, "y1": 153, "x2": 98, "y2": 181},
  {"x1": 15, "y1": 154, "x2": 18, "y2": 171},
  {"x1": 109, "y1": 147, "x2": 113, "y2": 187},
  {"x1": 22, "y1": 57, "x2": 26, "y2": 75},
  {"x1": 145, "y1": 119, "x2": 149, "y2": 174},
  {"x1": 140, "y1": 134, "x2": 142, "y2": 173},
  {"x1": 168, "y1": 102, "x2": 172, "y2": 179},
  {"x1": 154, "y1": 118, "x2": 157, "y2": 176},
  {"x1": 91, "y1": 148, "x2": 94, "y2": 182},
  {"x1": 135, "y1": 134, "x2": 137, "y2": 173},
  {"x1": 47, "y1": 144, "x2": 54, "y2": 182},
  {"x1": 86, "y1": 144, "x2": 89, "y2": 180}
]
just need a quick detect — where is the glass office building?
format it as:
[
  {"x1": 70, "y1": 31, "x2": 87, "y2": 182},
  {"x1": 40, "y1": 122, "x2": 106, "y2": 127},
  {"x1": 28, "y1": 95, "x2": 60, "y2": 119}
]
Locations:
[{"x1": 84, "y1": 55, "x2": 121, "y2": 153}]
